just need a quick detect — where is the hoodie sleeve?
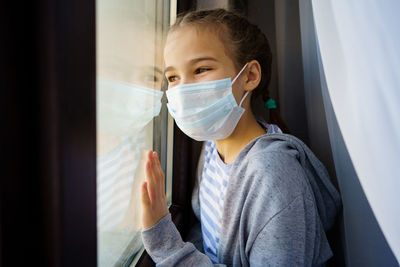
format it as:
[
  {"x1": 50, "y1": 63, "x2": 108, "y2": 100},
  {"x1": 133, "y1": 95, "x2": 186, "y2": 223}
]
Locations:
[
  {"x1": 248, "y1": 194, "x2": 333, "y2": 267},
  {"x1": 140, "y1": 143, "x2": 213, "y2": 266},
  {"x1": 141, "y1": 214, "x2": 225, "y2": 266}
]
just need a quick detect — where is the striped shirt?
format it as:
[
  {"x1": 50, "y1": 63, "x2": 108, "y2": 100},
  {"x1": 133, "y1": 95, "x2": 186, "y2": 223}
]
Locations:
[
  {"x1": 199, "y1": 122, "x2": 282, "y2": 263},
  {"x1": 97, "y1": 129, "x2": 147, "y2": 231}
]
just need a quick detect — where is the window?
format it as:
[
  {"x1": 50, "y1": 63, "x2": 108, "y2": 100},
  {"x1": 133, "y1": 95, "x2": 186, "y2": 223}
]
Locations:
[{"x1": 96, "y1": 1, "x2": 175, "y2": 266}]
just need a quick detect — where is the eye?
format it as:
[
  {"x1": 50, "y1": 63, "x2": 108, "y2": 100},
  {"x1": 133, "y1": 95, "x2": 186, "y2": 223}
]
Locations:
[
  {"x1": 167, "y1": 75, "x2": 179, "y2": 83},
  {"x1": 195, "y1": 67, "x2": 211, "y2": 74}
]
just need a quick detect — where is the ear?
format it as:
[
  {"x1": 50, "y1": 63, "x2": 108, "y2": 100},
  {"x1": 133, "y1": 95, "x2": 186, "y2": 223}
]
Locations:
[{"x1": 243, "y1": 60, "x2": 261, "y2": 92}]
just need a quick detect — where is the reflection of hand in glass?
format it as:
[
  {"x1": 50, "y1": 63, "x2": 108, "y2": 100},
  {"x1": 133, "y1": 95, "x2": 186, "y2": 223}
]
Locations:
[
  {"x1": 141, "y1": 151, "x2": 169, "y2": 229},
  {"x1": 96, "y1": 79, "x2": 163, "y2": 233}
]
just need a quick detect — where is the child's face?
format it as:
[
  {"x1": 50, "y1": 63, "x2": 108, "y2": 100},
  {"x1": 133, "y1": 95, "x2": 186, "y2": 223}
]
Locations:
[{"x1": 164, "y1": 26, "x2": 246, "y2": 103}]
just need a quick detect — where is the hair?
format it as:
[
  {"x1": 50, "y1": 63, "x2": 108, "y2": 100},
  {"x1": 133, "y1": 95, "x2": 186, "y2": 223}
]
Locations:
[{"x1": 169, "y1": 8, "x2": 290, "y2": 133}]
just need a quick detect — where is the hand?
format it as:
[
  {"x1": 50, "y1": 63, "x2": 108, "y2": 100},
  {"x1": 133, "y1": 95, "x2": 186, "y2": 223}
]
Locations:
[{"x1": 141, "y1": 150, "x2": 169, "y2": 230}]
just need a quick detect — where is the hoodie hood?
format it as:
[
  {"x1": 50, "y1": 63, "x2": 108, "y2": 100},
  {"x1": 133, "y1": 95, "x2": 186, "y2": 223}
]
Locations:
[{"x1": 255, "y1": 133, "x2": 342, "y2": 231}]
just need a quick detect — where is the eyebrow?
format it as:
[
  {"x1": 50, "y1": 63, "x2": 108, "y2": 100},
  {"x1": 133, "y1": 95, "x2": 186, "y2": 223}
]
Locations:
[{"x1": 164, "y1": 56, "x2": 218, "y2": 74}]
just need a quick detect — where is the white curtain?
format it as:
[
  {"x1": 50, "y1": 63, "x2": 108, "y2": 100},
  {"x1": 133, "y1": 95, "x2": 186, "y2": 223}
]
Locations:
[{"x1": 311, "y1": 0, "x2": 400, "y2": 264}]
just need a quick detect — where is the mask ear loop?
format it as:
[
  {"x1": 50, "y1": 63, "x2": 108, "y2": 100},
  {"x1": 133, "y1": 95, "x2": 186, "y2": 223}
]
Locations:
[
  {"x1": 239, "y1": 91, "x2": 250, "y2": 107},
  {"x1": 231, "y1": 62, "x2": 249, "y2": 84},
  {"x1": 231, "y1": 62, "x2": 250, "y2": 107}
]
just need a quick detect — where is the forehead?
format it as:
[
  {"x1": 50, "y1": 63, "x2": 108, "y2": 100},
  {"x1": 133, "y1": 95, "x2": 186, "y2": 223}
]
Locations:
[{"x1": 163, "y1": 25, "x2": 233, "y2": 67}]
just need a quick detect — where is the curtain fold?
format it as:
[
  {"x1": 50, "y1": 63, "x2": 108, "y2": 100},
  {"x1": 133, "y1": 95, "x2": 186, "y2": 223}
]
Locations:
[{"x1": 311, "y1": 0, "x2": 400, "y2": 264}]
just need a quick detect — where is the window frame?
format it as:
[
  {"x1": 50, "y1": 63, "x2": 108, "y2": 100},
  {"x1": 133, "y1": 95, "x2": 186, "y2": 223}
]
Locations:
[
  {"x1": 135, "y1": 0, "x2": 199, "y2": 266},
  {"x1": 95, "y1": 0, "x2": 176, "y2": 266}
]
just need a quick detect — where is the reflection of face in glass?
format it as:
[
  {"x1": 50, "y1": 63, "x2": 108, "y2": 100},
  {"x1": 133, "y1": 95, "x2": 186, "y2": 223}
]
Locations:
[
  {"x1": 96, "y1": 2, "x2": 165, "y2": 153},
  {"x1": 97, "y1": 78, "x2": 163, "y2": 137},
  {"x1": 96, "y1": 1, "x2": 166, "y2": 266},
  {"x1": 97, "y1": 3, "x2": 164, "y2": 89}
]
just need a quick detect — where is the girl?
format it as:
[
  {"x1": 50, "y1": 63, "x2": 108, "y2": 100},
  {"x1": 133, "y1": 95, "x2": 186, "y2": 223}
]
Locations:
[{"x1": 140, "y1": 8, "x2": 341, "y2": 266}]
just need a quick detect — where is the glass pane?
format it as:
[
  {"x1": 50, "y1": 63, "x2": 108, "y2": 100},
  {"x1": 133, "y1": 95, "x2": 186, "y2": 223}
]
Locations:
[{"x1": 96, "y1": 1, "x2": 171, "y2": 266}]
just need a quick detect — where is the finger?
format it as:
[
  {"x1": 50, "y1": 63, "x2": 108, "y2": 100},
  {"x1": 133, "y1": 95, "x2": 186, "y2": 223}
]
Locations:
[
  {"x1": 141, "y1": 181, "x2": 150, "y2": 206},
  {"x1": 146, "y1": 150, "x2": 153, "y2": 162},
  {"x1": 145, "y1": 151, "x2": 156, "y2": 185},
  {"x1": 145, "y1": 160, "x2": 156, "y2": 202},
  {"x1": 148, "y1": 151, "x2": 160, "y2": 188},
  {"x1": 153, "y1": 152, "x2": 165, "y2": 195},
  {"x1": 152, "y1": 152, "x2": 163, "y2": 183},
  {"x1": 150, "y1": 151, "x2": 163, "y2": 197},
  {"x1": 145, "y1": 158, "x2": 153, "y2": 184}
]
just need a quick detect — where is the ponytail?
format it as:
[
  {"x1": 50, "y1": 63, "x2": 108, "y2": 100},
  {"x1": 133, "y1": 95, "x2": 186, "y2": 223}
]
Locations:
[{"x1": 264, "y1": 97, "x2": 290, "y2": 134}]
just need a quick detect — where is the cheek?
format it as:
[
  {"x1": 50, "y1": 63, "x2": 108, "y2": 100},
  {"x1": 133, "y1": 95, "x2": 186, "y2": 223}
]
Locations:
[
  {"x1": 231, "y1": 79, "x2": 245, "y2": 104},
  {"x1": 200, "y1": 69, "x2": 227, "y2": 82}
]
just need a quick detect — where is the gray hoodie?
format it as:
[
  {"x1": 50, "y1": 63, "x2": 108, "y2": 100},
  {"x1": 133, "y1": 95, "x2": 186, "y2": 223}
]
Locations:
[{"x1": 142, "y1": 133, "x2": 342, "y2": 266}]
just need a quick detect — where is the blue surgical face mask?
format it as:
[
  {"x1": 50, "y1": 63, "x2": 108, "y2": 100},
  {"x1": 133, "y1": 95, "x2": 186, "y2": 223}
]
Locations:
[
  {"x1": 97, "y1": 78, "x2": 164, "y2": 136},
  {"x1": 166, "y1": 63, "x2": 249, "y2": 141}
]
